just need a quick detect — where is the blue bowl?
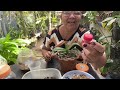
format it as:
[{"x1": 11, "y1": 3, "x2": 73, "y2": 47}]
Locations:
[{"x1": 62, "y1": 70, "x2": 95, "y2": 79}]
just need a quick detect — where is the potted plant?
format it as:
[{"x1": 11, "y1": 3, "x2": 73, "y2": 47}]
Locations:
[{"x1": 52, "y1": 43, "x2": 82, "y2": 73}]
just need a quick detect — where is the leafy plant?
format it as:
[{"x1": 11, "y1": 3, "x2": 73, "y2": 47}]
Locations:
[
  {"x1": 52, "y1": 43, "x2": 81, "y2": 60},
  {"x1": 101, "y1": 14, "x2": 120, "y2": 31},
  {"x1": 97, "y1": 35, "x2": 113, "y2": 76},
  {"x1": 100, "y1": 59, "x2": 113, "y2": 76},
  {"x1": 52, "y1": 43, "x2": 83, "y2": 73},
  {"x1": 0, "y1": 33, "x2": 30, "y2": 65}
]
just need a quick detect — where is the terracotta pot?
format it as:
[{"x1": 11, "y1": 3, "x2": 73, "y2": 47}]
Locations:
[{"x1": 53, "y1": 55, "x2": 81, "y2": 74}]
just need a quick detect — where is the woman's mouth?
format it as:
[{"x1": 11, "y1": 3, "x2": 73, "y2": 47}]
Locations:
[
  {"x1": 67, "y1": 21, "x2": 76, "y2": 24},
  {"x1": 68, "y1": 21, "x2": 75, "y2": 23}
]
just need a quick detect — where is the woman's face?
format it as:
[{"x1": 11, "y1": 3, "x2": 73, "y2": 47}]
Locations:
[{"x1": 61, "y1": 11, "x2": 82, "y2": 30}]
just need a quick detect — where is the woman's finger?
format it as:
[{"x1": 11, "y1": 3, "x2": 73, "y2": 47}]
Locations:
[
  {"x1": 81, "y1": 50, "x2": 89, "y2": 62},
  {"x1": 91, "y1": 42, "x2": 105, "y2": 53},
  {"x1": 83, "y1": 43, "x2": 94, "y2": 54},
  {"x1": 45, "y1": 51, "x2": 52, "y2": 59},
  {"x1": 82, "y1": 48, "x2": 97, "y2": 63}
]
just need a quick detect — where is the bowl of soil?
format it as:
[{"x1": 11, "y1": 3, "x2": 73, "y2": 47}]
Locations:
[{"x1": 62, "y1": 70, "x2": 95, "y2": 79}]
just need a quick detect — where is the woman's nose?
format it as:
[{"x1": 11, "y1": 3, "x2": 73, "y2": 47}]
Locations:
[{"x1": 69, "y1": 13, "x2": 75, "y2": 18}]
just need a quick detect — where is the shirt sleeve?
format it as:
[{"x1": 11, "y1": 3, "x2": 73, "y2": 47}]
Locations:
[
  {"x1": 42, "y1": 29, "x2": 57, "y2": 50},
  {"x1": 43, "y1": 33, "x2": 51, "y2": 50}
]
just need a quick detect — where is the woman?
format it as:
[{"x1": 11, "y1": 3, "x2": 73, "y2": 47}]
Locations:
[{"x1": 41, "y1": 11, "x2": 106, "y2": 74}]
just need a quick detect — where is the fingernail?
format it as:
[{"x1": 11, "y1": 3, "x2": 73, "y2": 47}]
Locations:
[
  {"x1": 91, "y1": 42, "x2": 96, "y2": 45},
  {"x1": 83, "y1": 44, "x2": 87, "y2": 47}
]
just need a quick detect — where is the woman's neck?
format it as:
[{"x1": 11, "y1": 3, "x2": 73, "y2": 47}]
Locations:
[
  {"x1": 65, "y1": 25, "x2": 78, "y2": 32},
  {"x1": 59, "y1": 25, "x2": 78, "y2": 40}
]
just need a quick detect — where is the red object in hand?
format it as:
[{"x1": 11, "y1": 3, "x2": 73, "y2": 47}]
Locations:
[{"x1": 82, "y1": 33, "x2": 93, "y2": 45}]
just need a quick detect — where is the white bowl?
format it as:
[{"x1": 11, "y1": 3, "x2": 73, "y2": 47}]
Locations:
[
  {"x1": 22, "y1": 68, "x2": 62, "y2": 79},
  {"x1": 62, "y1": 70, "x2": 95, "y2": 79}
]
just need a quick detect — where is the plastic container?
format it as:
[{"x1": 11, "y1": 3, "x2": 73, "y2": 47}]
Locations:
[
  {"x1": 0, "y1": 55, "x2": 16, "y2": 79},
  {"x1": 3, "y1": 65, "x2": 16, "y2": 79},
  {"x1": 16, "y1": 48, "x2": 37, "y2": 70},
  {"x1": 28, "y1": 60, "x2": 41, "y2": 71},
  {"x1": 22, "y1": 68, "x2": 62, "y2": 79},
  {"x1": 62, "y1": 70, "x2": 95, "y2": 79},
  {"x1": 24, "y1": 58, "x2": 47, "y2": 71}
]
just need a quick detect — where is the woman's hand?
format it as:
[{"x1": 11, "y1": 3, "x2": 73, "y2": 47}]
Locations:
[
  {"x1": 41, "y1": 49, "x2": 53, "y2": 61},
  {"x1": 81, "y1": 42, "x2": 106, "y2": 69}
]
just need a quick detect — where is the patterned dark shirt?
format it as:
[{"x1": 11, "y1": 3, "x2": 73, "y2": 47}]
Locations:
[{"x1": 43, "y1": 25, "x2": 94, "y2": 51}]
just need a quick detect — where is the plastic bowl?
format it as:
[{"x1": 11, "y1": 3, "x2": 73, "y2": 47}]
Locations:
[
  {"x1": 62, "y1": 70, "x2": 95, "y2": 79},
  {"x1": 22, "y1": 68, "x2": 62, "y2": 79}
]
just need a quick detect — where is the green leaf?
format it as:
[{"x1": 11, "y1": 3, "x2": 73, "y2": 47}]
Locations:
[
  {"x1": 11, "y1": 49, "x2": 21, "y2": 55},
  {"x1": 106, "y1": 18, "x2": 116, "y2": 26},
  {"x1": 101, "y1": 22, "x2": 107, "y2": 28},
  {"x1": 100, "y1": 67, "x2": 108, "y2": 74},
  {"x1": 105, "y1": 43, "x2": 111, "y2": 59},
  {"x1": 4, "y1": 42, "x2": 18, "y2": 48},
  {"x1": 114, "y1": 15, "x2": 120, "y2": 18},
  {"x1": 52, "y1": 47, "x2": 66, "y2": 52},
  {"x1": 0, "y1": 37, "x2": 6, "y2": 43},
  {"x1": 98, "y1": 35, "x2": 112, "y2": 43},
  {"x1": 36, "y1": 20, "x2": 41, "y2": 24},
  {"x1": 68, "y1": 43, "x2": 80, "y2": 50},
  {"x1": 105, "y1": 61, "x2": 113, "y2": 68},
  {"x1": 102, "y1": 17, "x2": 114, "y2": 23},
  {"x1": 6, "y1": 47, "x2": 20, "y2": 55},
  {"x1": 116, "y1": 18, "x2": 120, "y2": 27},
  {"x1": 14, "y1": 39, "x2": 31, "y2": 46}
]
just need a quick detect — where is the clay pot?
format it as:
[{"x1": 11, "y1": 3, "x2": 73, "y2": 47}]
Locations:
[{"x1": 53, "y1": 55, "x2": 82, "y2": 74}]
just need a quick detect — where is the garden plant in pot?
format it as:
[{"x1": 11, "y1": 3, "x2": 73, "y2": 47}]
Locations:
[
  {"x1": 51, "y1": 33, "x2": 94, "y2": 74},
  {"x1": 52, "y1": 43, "x2": 82, "y2": 74}
]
